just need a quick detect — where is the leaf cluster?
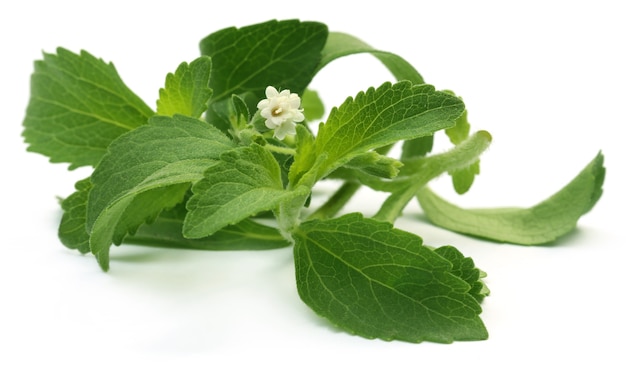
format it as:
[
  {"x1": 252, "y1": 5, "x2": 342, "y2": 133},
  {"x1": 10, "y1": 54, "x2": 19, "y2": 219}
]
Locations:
[{"x1": 22, "y1": 19, "x2": 605, "y2": 344}]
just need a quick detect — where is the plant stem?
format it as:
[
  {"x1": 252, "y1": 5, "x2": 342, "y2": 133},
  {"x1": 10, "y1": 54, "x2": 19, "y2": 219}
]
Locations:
[
  {"x1": 264, "y1": 144, "x2": 296, "y2": 156},
  {"x1": 301, "y1": 144, "x2": 397, "y2": 221},
  {"x1": 373, "y1": 130, "x2": 492, "y2": 223},
  {"x1": 308, "y1": 181, "x2": 361, "y2": 220}
]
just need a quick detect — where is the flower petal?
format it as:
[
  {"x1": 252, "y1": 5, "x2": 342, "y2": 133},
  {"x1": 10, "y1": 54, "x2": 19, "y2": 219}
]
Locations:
[
  {"x1": 274, "y1": 121, "x2": 296, "y2": 140},
  {"x1": 257, "y1": 99, "x2": 269, "y2": 109},
  {"x1": 265, "y1": 86, "x2": 279, "y2": 98},
  {"x1": 293, "y1": 110, "x2": 305, "y2": 122},
  {"x1": 288, "y1": 95, "x2": 301, "y2": 109}
]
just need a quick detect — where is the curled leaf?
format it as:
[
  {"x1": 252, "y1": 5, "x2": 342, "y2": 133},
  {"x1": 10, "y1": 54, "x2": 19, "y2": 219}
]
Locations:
[{"x1": 416, "y1": 152, "x2": 605, "y2": 245}]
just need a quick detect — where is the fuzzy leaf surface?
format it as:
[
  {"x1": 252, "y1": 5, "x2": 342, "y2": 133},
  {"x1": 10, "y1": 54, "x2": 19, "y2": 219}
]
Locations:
[
  {"x1": 290, "y1": 81, "x2": 464, "y2": 184},
  {"x1": 22, "y1": 48, "x2": 153, "y2": 168},
  {"x1": 184, "y1": 143, "x2": 308, "y2": 238},
  {"x1": 294, "y1": 213, "x2": 488, "y2": 343},
  {"x1": 342, "y1": 151, "x2": 403, "y2": 179},
  {"x1": 319, "y1": 31, "x2": 434, "y2": 157},
  {"x1": 127, "y1": 203, "x2": 288, "y2": 250},
  {"x1": 87, "y1": 114, "x2": 234, "y2": 270},
  {"x1": 156, "y1": 56, "x2": 212, "y2": 118}
]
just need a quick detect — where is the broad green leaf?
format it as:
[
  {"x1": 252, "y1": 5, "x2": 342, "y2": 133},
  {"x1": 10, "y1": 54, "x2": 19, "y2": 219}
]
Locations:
[
  {"x1": 156, "y1": 56, "x2": 212, "y2": 118},
  {"x1": 23, "y1": 48, "x2": 154, "y2": 169},
  {"x1": 90, "y1": 183, "x2": 190, "y2": 270},
  {"x1": 416, "y1": 152, "x2": 605, "y2": 245},
  {"x1": 87, "y1": 114, "x2": 234, "y2": 270},
  {"x1": 200, "y1": 19, "x2": 327, "y2": 99},
  {"x1": 294, "y1": 213, "x2": 488, "y2": 343},
  {"x1": 319, "y1": 31, "x2": 434, "y2": 158},
  {"x1": 184, "y1": 143, "x2": 308, "y2": 238},
  {"x1": 126, "y1": 203, "x2": 288, "y2": 250},
  {"x1": 290, "y1": 81, "x2": 464, "y2": 185},
  {"x1": 58, "y1": 178, "x2": 92, "y2": 254},
  {"x1": 199, "y1": 19, "x2": 327, "y2": 131},
  {"x1": 110, "y1": 184, "x2": 190, "y2": 244}
]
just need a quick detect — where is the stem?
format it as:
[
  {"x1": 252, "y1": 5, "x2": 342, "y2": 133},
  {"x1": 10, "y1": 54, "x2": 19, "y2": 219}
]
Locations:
[
  {"x1": 275, "y1": 170, "x2": 318, "y2": 243},
  {"x1": 372, "y1": 176, "x2": 431, "y2": 223},
  {"x1": 373, "y1": 130, "x2": 492, "y2": 223},
  {"x1": 308, "y1": 181, "x2": 361, "y2": 220},
  {"x1": 264, "y1": 144, "x2": 296, "y2": 156},
  {"x1": 306, "y1": 143, "x2": 396, "y2": 219}
]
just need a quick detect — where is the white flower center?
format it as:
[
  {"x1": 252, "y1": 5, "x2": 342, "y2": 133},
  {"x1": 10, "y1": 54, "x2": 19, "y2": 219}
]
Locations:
[{"x1": 272, "y1": 107, "x2": 283, "y2": 116}]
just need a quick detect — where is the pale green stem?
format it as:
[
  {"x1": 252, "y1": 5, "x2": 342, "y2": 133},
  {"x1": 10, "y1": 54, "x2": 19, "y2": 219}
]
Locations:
[
  {"x1": 373, "y1": 130, "x2": 492, "y2": 223},
  {"x1": 275, "y1": 192, "x2": 309, "y2": 244},
  {"x1": 307, "y1": 181, "x2": 361, "y2": 220},
  {"x1": 264, "y1": 144, "x2": 296, "y2": 156}
]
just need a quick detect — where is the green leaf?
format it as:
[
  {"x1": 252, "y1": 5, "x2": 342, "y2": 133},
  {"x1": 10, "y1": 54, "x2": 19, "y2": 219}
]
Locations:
[
  {"x1": 445, "y1": 108, "x2": 470, "y2": 145},
  {"x1": 401, "y1": 135, "x2": 433, "y2": 159},
  {"x1": 87, "y1": 114, "x2": 234, "y2": 270},
  {"x1": 229, "y1": 94, "x2": 251, "y2": 131},
  {"x1": 416, "y1": 152, "x2": 605, "y2": 245},
  {"x1": 199, "y1": 19, "x2": 327, "y2": 131},
  {"x1": 443, "y1": 96, "x2": 481, "y2": 194},
  {"x1": 184, "y1": 143, "x2": 308, "y2": 238},
  {"x1": 126, "y1": 203, "x2": 288, "y2": 250},
  {"x1": 110, "y1": 184, "x2": 191, "y2": 244},
  {"x1": 290, "y1": 81, "x2": 465, "y2": 184},
  {"x1": 89, "y1": 183, "x2": 192, "y2": 270},
  {"x1": 318, "y1": 32, "x2": 424, "y2": 84},
  {"x1": 319, "y1": 31, "x2": 434, "y2": 158},
  {"x1": 287, "y1": 124, "x2": 317, "y2": 186},
  {"x1": 450, "y1": 162, "x2": 480, "y2": 195},
  {"x1": 200, "y1": 19, "x2": 327, "y2": 99},
  {"x1": 156, "y1": 56, "x2": 212, "y2": 118},
  {"x1": 294, "y1": 213, "x2": 487, "y2": 343},
  {"x1": 58, "y1": 178, "x2": 92, "y2": 254},
  {"x1": 434, "y1": 246, "x2": 490, "y2": 303},
  {"x1": 210, "y1": 93, "x2": 257, "y2": 137},
  {"x1": 23, "y1": 48, "x2": 154, "y2": 169},
  {"x1": 301, "y1": 89, "x2": 325, "y2": 121}
]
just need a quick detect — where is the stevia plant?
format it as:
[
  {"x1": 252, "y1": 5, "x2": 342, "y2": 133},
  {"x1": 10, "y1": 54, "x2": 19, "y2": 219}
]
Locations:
[{"x1": 21, "y1": 19, "x2": 605, "y2": 343}]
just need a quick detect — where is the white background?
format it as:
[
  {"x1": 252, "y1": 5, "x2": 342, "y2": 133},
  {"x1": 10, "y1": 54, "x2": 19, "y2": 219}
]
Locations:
[{"x1": 2, "y1": 0, "x2": 624, "y2": 364}]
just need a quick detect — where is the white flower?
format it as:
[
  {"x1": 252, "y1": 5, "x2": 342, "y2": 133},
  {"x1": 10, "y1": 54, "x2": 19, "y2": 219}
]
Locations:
[{"x1": 257, "y1": 86, "x2": 304, "y2": 140}]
